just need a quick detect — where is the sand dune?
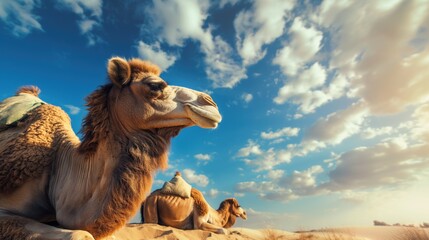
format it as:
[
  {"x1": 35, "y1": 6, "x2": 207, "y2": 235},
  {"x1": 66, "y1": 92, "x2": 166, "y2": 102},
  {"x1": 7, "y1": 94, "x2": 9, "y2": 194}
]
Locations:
[
  {"x1": 315, "y1": 226, "x2": 429, "y2": 240},
  {"x1": 112, "y1": 224, "x2": 429, "y2": 239}
]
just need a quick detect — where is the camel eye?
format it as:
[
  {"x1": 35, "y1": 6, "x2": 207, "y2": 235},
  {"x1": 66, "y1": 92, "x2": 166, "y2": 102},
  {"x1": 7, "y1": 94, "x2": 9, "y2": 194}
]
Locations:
[{"x1": 147, "y1": 82, "x2": 167, "y2": 92}]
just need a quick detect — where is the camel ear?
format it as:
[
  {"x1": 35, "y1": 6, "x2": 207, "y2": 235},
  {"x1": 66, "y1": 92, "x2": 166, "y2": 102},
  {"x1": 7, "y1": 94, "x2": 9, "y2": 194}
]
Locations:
[
  {"x1": 108, "y1": 57, "x2": 131, "y2": 86},
  {"x1": 231, "y1": 198, "x2": 239, "y2": 207}
]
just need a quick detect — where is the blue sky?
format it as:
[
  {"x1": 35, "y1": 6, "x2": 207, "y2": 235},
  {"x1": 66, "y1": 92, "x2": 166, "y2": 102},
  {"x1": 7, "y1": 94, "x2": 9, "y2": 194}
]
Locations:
[{"x1": 1, "y1": 0, "x2": 429, "y2": 231}]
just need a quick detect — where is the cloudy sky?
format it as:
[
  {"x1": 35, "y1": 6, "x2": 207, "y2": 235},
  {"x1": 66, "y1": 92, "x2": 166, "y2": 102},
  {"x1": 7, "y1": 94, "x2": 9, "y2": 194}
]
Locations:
[{"x1": 1, "y1": 0, "x2": 428, "y2": 230}]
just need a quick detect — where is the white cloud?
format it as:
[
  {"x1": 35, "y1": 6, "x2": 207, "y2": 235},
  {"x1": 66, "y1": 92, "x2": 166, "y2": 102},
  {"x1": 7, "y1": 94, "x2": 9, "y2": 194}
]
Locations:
[
  {"x1": 182, "y1": 169, "x2": 209, "y2": 187},
  {"x1": 243, "y1": 147, "x2": 292, "y2": 172},
  {"x1": 203, "y1": 36, "x2": 247, "y2": 88},
  {"x1": 304, "y1": 101, "x2": 368, "y2": 146},
  {"x1": 282, "y1": 165, "x2": 324, "y2": 195},
  {"x1": 64, "y1": 105, "x2": 81, "y2": 115},
  {"x1": 235, "y1": 181, "x2": 279, "y2": 194},
  {"x1": 56, "y1": 0, "x2": 103, "y2": 46},
  {"x1": 236, "y1": 141, "x2": 294, "y2": 171},
  {"x1": 410, "y1": 104, "x2": 429, "y2": 143},
  {"x1": 338, "y1": 190, "x2": 370, "y2": 204},
  {"x1": 146, "y1": 0, "x2": 210, "y2": 47},
  {"x1": 260, "y1": 190, "x2": 299, "y2": 203},
  {"x1": 323, "y1": 137, "x2": 429, "y2": 191},
  {"x1": 273, "y1": 101, "x2": 368, "y2": 161},
  {"x1": 57, "y1": 0, "x2": 102, "y2": 18},
  {"x1": 266, "y1": 108, "x2": 280, "y2": 116},
  {"x1": 267, "y1": 169, "x2": 284, "y2": 180},
  {"x1": 291, "y1": 140, "x2": 325, "y2": 158},
  {"x1": 274, "y1": 62, "x2": 348, "y2": 114},
  {"x1": 293, "y1": 113, "x2": 303, "y2": 119},
  {"x1": 236, "y1": 140, "x2": 263, "y2": 157},
  {"x1": 150, "y1": 178, "x2": 166, "y2": 190},
  {"x1": 78, "y1": 19, "x2": 97, "y2": 34},
  {"x1": 235, "y1": 130, "x2": 422, "y2": 203},
  {"x1": 137, "y1": 41, "x2": 177, "y2": 71},
  {"x1": 275, "y1": 62, "x2": 327, "y2": 101},
  {"x1": 273, "y1": 17, "x2": 323, "y2": 76},
  {"x1": 361, "y1": 126, "x2": 393, "y2": 139},
  {"x1": 0, "y1": 0, "x2": 43, "y2": 36},
  {"x1": 202, "y1": 89, "x2": 213, "y2": 95},
  {"x1": 241, "y1": 93, "x2": 253, "y2": 103},
  {"x1": 234, "y1": 192, "x2": 245, "y2": 198},
  {"x1": 234, "y1": 0, "x2": 296, "y2": 65},
  {"x1": 219, "y1": 0, "x2": 240, "y2": 8},
  {"x1": 268, "y1": 138, "x2": 285, "y2": 145},
  {"x1": 145, "y1": 0, "x2": 246, "y2": 88},
  {"x1": 235, "y1": 165, "x2": 324, "y2": 201},
  {"x1": 261, "y1": 127, "x2": 300, "y2": 140},
  {"x1": 207, "y1": 188, "x2": 219, "y2": 198},
  {"x1": 317, "y1": 0, "x2": 429, "y2": 115},
  {"x1": 194, "y1": 153, "x2": 212, "y2": 162}
]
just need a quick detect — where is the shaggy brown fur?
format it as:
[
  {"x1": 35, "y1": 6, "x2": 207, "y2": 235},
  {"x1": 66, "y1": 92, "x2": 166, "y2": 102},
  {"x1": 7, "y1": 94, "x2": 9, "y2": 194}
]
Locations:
[
  {"x1": 16, "y1": 86, "x2": 41, "y2": 97},
  {"x1": 218, "y1": 199, "x2": 240, "y2": 228},
  {"x1": 0, "y1": 104, "x2": 70, "y2": 193},
  {"x1": 52, "y1": 61, "x2": 176, "y2": 238},
  {"x1": 78, "y1": 84, "x2": 114, "y2": 154},
  {"x1": 129, "y1": 58, "x2": 161, "y2": 79},
  {"x1": 191, "y1": 188, "x2": 210, "y2": 216},
  {"x1": 0, "y1": 217, "x2": 31, "y2": 240},
  {"x1": 0, "y1": 57, "x2": 221, "y2": 239}
]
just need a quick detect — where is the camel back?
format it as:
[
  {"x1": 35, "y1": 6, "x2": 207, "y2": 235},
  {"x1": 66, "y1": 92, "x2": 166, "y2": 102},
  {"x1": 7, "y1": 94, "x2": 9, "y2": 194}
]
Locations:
[
  {"x1": 0, "y1": 104, "x2": 71, "y2": 192},
  {"x1": 0, "y1": 93, "x2": 45, "y2": 130}
]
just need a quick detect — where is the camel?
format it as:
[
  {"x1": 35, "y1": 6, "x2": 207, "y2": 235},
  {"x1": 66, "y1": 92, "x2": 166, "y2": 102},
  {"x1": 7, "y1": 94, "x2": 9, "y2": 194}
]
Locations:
[
  {"x1": 0, "y1": 57, "x2": 222, "y2": 240},
  {"x1": 141, "y1": 173, "x2": 247, "y2": 234}
]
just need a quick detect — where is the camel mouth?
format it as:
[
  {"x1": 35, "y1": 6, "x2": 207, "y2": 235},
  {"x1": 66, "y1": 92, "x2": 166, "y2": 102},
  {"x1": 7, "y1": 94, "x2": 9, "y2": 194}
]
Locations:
[
  {"x1": 236, "y1": 213, "x2": 247, "y2": 220},
  {"x1": 237, "y1": 207, "x2": 247, "y2": 220},
  {"x1": 184, "y1": 104, "x2": 222, "y2": 129}
]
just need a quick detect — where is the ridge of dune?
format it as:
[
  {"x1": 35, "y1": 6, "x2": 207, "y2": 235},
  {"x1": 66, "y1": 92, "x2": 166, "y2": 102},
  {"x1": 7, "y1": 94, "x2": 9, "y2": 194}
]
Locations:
[{"x1": 114, "y1": 224, "x2": 410, "y2": 240}]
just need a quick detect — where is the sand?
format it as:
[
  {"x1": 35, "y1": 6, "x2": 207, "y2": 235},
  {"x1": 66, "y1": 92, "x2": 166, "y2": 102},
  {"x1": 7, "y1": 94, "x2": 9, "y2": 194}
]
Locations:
[{"x1": 111, "y1": 224, "x2": 429, "y2": 240}]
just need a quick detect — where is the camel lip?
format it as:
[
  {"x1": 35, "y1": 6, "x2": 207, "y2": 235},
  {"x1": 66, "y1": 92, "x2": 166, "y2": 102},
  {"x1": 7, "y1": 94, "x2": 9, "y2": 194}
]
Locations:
[{"x1": 185, "y1": 104, "x2": 222, "y2": 129}]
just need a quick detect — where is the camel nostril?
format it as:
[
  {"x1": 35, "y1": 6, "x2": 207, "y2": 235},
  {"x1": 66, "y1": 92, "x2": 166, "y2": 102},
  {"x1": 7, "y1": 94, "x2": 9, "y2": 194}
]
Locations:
[{"x1": 198, "y1": 94, "x2": 217, "y2": 107}]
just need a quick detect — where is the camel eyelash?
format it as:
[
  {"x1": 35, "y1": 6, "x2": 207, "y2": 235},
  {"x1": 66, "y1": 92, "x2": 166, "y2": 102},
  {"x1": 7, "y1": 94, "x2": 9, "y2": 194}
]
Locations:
[{"x1": 147, "y1": 82, "x2": 167, "y2": 92}]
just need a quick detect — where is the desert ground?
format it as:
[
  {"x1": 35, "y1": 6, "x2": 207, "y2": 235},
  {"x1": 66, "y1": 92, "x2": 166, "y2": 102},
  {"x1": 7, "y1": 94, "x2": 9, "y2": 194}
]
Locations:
[{"x1": 113, "y1": 224, "x2": 429, "y2": 240}]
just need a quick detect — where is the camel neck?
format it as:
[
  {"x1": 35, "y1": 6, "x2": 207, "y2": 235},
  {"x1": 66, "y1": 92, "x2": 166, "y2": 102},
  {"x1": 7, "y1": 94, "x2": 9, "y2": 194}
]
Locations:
[
  {"x1": 51, "y1": 129, "x2": 170, "y2": 239},
  {"x1": 216, "y1": 202, "x2": 233, "y2": 227},
  {"x1": 49, "y1": 84, "x2": 179, "y2": 238}
]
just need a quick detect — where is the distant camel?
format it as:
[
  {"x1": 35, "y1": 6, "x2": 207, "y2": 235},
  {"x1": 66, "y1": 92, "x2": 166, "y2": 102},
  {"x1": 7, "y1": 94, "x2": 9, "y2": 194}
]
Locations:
[
  {"x1": 141, "y1": 177, "x2": 247, "y2": 234},
  {"x1": 0, "y1": 57, "x2": 222, "y2": 239}
]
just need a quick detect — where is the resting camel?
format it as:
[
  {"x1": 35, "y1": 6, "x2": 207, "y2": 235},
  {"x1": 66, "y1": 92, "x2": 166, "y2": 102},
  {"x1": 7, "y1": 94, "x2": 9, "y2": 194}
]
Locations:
[
  {"x1": 0, "y1": 57, "x2": 222, "y2": 239},
  {"x1": 141, "y1": 181, "x2": 247, "y2": 234}
]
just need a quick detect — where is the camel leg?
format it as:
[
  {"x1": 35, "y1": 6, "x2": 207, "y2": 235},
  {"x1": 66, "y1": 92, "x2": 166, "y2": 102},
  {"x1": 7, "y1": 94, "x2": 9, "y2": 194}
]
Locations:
[
  {"x1": 193, "y1": 214, "x2": 228, "y2": 235},
  {"x1": 143, "y1": 196, "x2": 159, "y2": 224},
  {"x1": 0, "y1": 214, "x2": 94, "y2": 240},
  {"x1": 199, "y1": 222, "x2": 228, "y2": 234}
]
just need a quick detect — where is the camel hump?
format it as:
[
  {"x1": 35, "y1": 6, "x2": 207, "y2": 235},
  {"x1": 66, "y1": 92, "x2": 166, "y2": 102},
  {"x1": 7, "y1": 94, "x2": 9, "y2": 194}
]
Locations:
[
  {"x1": 191, "y1": 188, "x2": 209, "y2": 216},
  {"x1": 17, "y1": 86, "x2": 41, "y2": 97},
  {"x1": 160, "y1": 172, "x2": 192, "y2": 198},
  {"x1": 0, "y1": 88, "x2": 45, "y2": 128}
]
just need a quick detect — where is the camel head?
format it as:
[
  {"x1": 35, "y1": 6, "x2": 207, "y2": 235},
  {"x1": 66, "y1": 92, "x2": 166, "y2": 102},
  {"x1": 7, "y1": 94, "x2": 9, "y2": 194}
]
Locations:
[
  {"x1": 106, "y1": 57, "x2": 222, "y2": 132},
  {"x1": 225, "y1": 198, "x2": 247, "y2": 220}
]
